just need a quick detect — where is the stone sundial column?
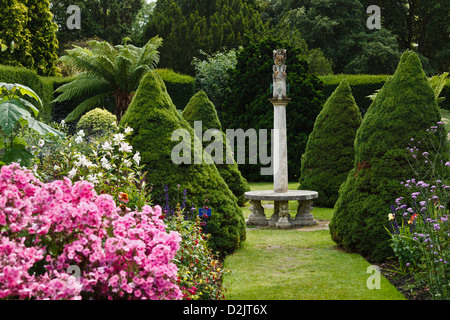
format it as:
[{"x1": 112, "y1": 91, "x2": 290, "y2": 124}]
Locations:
[
  {"x1": 271, "y1": 49, "x2": 290, "y2": 194},
  {"x1": 272, "y1": 99, "x2": 289, "y2": 193}
]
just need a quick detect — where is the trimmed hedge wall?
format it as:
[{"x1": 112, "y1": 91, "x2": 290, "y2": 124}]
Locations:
[
  {"x1": 319, "y1": 74, "x2": 390, "y2": 116},
  {"x1": 0, "y1": 65, "x2": 54, "y2": 122},
  {"x1": 156, "y1": 68, "x2": 195, "y2": 110},
  {"x1": 320, "y1": 74, "x2": 450, "y2": 114},
  {"x1": 2, "y1": 64, "x2": 447, "y2": 131},
  {"x1": 0, "y1": 64, "x2": 73, "y2": 124}
]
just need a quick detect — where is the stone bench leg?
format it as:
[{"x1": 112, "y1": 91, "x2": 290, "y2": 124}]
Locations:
[
  {"x1": 247, "y1": 200, "x2": 268, "y2": 226},
  {"x1": 275, "y1": 200, "x2": 292, "y2": 228},
  {"x1": 294, "y1": 200, "x2": 316, "y2": 226},
  {"x1": 268, "y1": 201, "x2": 279, "y2": 227}
]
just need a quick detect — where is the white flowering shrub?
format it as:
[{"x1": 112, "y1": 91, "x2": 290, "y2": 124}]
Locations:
[{"x1": 26, "y1": 122, "x2": 150, "y2": 210}]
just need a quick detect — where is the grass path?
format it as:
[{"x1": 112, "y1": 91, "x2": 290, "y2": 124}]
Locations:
[{"x1": 223, "y1": 182, "x2": 406, "y2": 300}]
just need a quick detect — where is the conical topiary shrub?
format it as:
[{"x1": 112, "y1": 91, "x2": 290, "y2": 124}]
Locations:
[
  {"x1": 329, "y1": 51, "x2": 445, "y2": 262},
  {"x1": 299, "y1": 80, "x2": 361, "y2": 208},
  {"x1": 182, "y1": 91, "x2": 250, "y2": 206},
  {"x1": 120, "y1": 71, "x2": 246, "y2": 256}
]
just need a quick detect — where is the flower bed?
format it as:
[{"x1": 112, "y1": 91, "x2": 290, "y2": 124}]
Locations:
[
  {"x1": 387, "y1": 123, "x2": 449, "y2": 300},
  {"x1": 0, "y1": 163, "x2": 182, "y2": 300}
]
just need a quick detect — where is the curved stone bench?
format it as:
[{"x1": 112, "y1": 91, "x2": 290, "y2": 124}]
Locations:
[{"x1": 245, "y1": 190, "x2": 319, "y2": 229}]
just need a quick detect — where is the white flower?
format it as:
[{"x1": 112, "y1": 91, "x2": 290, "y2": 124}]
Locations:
[
  {"x1": 100, "y1": 156, "x2": 112, "y2": 170},
  {"x1": 75, "y1": 135, "x2": 83, "y2": 144},
  {"x1": 68, "y1": 168, "x2": 77, "y2": 179},
  {"x1": 123, "y1": 159, "x2": 132, "y2": 167},
  {"x1": 102, "y1": 141, "x2": 113, "y2": 151},
  {"x1": 60, "y1": 120, "x2": 66, "y2": 127},
  {"x1": 113, "y1": 133, "x2": 125, "y2": 145},
  {"x1": 133, "y1": 151, "x2": 141, "y2": 165},
  {"x1": 77, "y1": 130, "x2": 85, "y2": 137},
  {"x1": 124, "y1": 126, "x2": 134, "y2": 134},
  {"x1": 119, "y1": 141, "x2": 133, "y2": 153},
  {"x1": 54, "y1": 165, "x2": 60, "y2": 171},
  {"x1": 76, "y1": 154, "x2": 94, "y2": 168},
  {"x1": 38, "y1": 139, "x2": 45, "y2": 147},
  {"x1": 87, "y1": 174, "x2": 99, "y2": 185}
]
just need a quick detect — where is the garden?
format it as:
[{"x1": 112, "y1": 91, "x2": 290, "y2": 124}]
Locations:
[{"x1": 0, "y1": 0, "x2": 449, "y2": 302}]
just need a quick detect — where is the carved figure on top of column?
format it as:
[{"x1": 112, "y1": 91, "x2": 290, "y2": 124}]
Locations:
[{"x1": 272, "y1": 49, "x2": 287, "y2": 100}]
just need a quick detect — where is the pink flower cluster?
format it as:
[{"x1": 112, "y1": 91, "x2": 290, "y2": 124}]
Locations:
[{"x1": 0, "y1": 163, "x2": 182, "y2": 300}]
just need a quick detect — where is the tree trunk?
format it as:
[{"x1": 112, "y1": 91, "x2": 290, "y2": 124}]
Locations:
[{"x1": 113, "y1": 89, "x2": 134, "y2": 122}]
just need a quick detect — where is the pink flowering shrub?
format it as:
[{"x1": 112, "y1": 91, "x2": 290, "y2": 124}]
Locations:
[{"x1": 0, "y1": 163, "x2": 182, "y2": 300}]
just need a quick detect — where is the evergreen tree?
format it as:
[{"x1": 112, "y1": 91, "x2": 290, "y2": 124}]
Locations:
[
  {"x1": 299, "y1": 80, "x2": 361, "y2": 208},
  {"x1": 182, "y1": 91, "x2": 250, "y2": 206},
  {"x1": 120, "y1": 71, "x2": 246, "y2": 256},
  {"x1": 222, "y1": 36, "x2": 324, "y2": 181},
  {"x1": 0, "y1": 0, "x2": 33, "y2": 69},
  {"x1": 27, "y1": 0, "x2": 59, "y2": 76},
  {"x1": 329, "y1": 51, "x2": 446, "y2": 262},
  {"x1": 0, "y1": 0, "x2": 58, "y2": 76},
  {"x1": 142, "y1": 0, "x2": 265, "y2": 75},
  {"x1": 50, "y1": 0, "x2": 144, "y2": 53}
]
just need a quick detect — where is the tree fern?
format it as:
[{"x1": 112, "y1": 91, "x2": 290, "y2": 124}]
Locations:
[{"x1": 53, "y1": 37, "x2": 162, "y2": 122}]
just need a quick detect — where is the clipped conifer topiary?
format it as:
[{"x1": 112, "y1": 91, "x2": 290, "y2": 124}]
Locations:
[
  {"x1": 120, "y1": 71, "x2": 246, "y2": 256},
  {"x1": 329, "y1": 51, "x2": 445, "y2": 262},
  {"x1": 182, "y1": 91, "x2": 250, "y2": 206},
  {"x1": 299, "y1": 80, "x2": 361, "y2": 208}
]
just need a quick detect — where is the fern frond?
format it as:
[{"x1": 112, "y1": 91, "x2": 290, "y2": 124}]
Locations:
[
  {"x1": 53, "y1": 77, "x2": 113, "y2": 103},
  {"x1": 64, "y1": 92, "x2": 112, "y2": 122},
  {"x1": 60, "y1": 52, "x2": 116, "y2": 85},
  {"x1": 114, "y1": 56, "x2": 133, "y2": 92}
]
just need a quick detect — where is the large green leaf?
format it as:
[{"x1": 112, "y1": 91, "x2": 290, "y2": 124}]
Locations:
[
  {"x1": 0, "y1": 83, "x2": 43, "y2": 109},
  {"x1": 18, "y1": 97, "x2": 39, "y2": 117},
  {"x1": 0, "y1": 98, "x2": 32, "y2": 134},
  {"x1": 12, "y1": 83, "x2": 43, "y2": 109},
  {"x1": 26, "y1": 117, "x2": 65, "y2": 138},
  {"x1": 1, "y1": 146, "x2": 33, "y2": 167}
]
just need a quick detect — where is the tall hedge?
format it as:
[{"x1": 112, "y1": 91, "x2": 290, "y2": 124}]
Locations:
[
  {"x1": 156, "y1": 69, "x2": 195, "y2": 110},
  {"x1": 222, "y1": 36, "x2": 324, "y2": 182},
  {"x1": 0, "y1": 64, "x2": 55, "y2": 122},
  {"x1": 182, "y1": 90, "x2": 250, "y2": 206},
  {"x1": 120, "y1": 71, "x2": 246, "y2": 256},
  {"x1": 299, "y1": 80, "x2": 361, "y2": 208},
  {"x1": 319, "y1": 74, "x2": 389, "y2": 116},
  {"x1": 329, "y1": 51, "x2": 445, "y2": 262}
]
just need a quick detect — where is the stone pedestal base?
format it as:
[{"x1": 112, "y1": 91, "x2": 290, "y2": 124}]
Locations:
[
  {"x1": 294, "y1": 200, "x2": 317, "y2": 226},
  {"x1": 275, "y1": 201, "x2": 291, "y2": 229},
  {"x1": 247, "y1": 200, "x2": 268, "y2": 226}
]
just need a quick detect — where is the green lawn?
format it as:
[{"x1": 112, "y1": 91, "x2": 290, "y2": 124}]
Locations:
[{"x1": 223, "y1": 182, "x2": 406, "y2": 300}]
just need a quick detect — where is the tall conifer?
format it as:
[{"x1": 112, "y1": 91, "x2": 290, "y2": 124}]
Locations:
[
  {"x1": 299, "y1": 80, "x2": 361, "y2": 207},
  {"x1": 329, "y1": 51, "x2": 446, "y2": 262}
]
